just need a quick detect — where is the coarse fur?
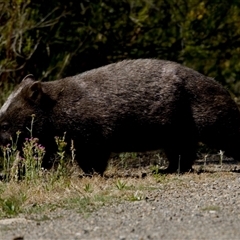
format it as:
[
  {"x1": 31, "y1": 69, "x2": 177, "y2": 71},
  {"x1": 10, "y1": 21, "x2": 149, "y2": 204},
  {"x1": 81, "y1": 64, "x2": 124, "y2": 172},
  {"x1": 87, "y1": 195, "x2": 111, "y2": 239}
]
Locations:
[{"x1": 0, "y1": 59, "x2": 240, "y2": 174}]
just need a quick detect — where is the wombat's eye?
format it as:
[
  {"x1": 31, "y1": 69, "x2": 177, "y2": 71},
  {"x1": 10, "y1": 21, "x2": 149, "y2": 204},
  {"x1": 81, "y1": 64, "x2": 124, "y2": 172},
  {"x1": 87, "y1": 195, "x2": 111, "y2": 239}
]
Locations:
[{"x1": 1, "y1": 123, "x2": 9, "y2": 132}]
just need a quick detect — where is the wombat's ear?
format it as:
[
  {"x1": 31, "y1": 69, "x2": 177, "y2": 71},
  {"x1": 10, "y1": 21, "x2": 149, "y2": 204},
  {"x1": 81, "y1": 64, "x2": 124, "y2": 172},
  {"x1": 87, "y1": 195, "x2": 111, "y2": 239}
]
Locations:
[
  {"x1": 27, "y1": 81, "x2": 43, "y2": 104},
  {"x1": 22, "y1": 74, "x2": 35, "y2": 83}
]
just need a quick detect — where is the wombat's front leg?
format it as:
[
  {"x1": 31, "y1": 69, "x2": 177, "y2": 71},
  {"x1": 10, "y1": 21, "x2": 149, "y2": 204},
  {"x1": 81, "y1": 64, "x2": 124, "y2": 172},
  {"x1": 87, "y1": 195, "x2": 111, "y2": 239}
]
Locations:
[{"x1": 77, "y1": 147, "x2": 111, "y2": 176}]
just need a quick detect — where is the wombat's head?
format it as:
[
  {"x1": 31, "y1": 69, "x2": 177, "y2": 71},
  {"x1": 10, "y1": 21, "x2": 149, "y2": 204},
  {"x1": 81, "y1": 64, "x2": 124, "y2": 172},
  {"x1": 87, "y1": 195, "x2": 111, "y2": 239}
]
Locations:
[{"x1": 0, "y1": 75, "x2": 53, "y2": 148}]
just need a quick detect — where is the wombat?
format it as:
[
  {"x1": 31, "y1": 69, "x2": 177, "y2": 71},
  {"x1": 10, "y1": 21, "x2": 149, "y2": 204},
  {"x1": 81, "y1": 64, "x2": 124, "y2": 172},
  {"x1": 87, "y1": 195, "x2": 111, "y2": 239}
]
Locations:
[{"x1": 0, "y1": 59, "x2": 240, "y2": 174}]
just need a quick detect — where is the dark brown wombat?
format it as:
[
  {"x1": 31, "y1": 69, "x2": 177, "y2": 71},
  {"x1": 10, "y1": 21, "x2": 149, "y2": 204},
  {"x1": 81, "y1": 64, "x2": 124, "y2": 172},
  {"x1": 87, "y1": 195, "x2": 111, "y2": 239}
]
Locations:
[{"x1": 0, "y1": 59, "x2": 240, "y2": 174}]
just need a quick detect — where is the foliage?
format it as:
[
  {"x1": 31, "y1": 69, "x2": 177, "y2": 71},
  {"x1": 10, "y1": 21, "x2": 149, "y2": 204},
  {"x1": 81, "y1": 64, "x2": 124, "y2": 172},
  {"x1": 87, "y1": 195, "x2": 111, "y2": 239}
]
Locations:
[
  {"x1": 1, "y1": 0, "x2": 240, "y2": 106},
  {"x1": 116, "y1": 179, "x2": 127, "y2": 190}
]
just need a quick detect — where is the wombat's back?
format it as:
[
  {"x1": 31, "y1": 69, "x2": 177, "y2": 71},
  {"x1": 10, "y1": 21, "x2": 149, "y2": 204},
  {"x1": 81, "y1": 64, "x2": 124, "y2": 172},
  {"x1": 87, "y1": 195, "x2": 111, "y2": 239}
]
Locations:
[
  {"x1": 61, "y1": 59, "x2": 187, "y2": 126},
  {"x1": 70, "y1": 59, "x2": 237, "y2": 122},
  {"x1": 50, "y1": 59, "x2": 240, "y2": 155}
]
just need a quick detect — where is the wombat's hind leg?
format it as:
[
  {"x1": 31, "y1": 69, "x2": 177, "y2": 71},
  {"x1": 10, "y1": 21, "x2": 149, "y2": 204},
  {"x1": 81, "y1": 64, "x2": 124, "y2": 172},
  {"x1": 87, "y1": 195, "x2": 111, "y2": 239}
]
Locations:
[{"x1": 161, "y1": 144, "x2": 197, "y2": 173}]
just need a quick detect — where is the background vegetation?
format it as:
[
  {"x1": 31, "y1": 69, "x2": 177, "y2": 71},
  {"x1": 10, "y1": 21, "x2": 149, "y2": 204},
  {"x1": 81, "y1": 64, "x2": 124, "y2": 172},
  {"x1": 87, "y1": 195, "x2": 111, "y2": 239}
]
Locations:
[
  {"x1": 1, "y1": 0, "x2": 240, "y2": 218},
  {"x1": 1, "y1": 0, "x2": 240, "y2": 105}
]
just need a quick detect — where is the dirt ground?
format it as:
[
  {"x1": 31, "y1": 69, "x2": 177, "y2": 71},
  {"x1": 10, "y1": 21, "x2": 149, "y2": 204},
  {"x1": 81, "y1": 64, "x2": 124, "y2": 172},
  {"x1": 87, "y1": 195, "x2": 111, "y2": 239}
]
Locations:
[{"x1": 1, "y1": 152, "x2": 240, "y2": 240}]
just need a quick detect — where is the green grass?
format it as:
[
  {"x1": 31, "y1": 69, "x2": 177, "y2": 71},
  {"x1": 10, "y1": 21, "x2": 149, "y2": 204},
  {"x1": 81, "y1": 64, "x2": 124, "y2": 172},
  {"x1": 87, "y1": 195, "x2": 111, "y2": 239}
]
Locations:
[{"x1": 0, "y1": 193, "x2": 26, "y2": 216}]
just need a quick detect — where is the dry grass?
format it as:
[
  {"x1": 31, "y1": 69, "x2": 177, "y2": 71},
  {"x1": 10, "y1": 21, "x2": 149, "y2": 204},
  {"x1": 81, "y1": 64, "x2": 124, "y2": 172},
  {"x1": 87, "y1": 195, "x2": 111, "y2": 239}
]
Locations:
[
  {"x1": 0, "y1": 163, "x2": 167, "y2": 218},
  {"x1": 0, "y1": 144, "x2": 239, "y2": 219}
]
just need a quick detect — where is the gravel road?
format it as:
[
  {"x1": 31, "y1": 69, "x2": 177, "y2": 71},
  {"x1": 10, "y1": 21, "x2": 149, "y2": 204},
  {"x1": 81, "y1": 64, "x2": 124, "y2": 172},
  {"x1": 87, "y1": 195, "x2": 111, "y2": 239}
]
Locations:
[{"x1": 1, "y1": 160, "x2": 240, "y2": 240}]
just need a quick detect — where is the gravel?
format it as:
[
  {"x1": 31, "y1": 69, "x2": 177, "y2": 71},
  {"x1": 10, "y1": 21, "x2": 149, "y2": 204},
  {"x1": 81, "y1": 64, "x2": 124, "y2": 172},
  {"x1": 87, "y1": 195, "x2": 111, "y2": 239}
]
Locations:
[{"x1": 1, "y1": 161, "x2": 240, "y2": 240}]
